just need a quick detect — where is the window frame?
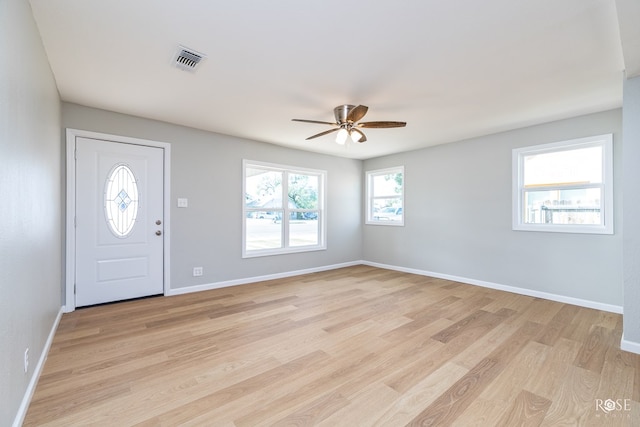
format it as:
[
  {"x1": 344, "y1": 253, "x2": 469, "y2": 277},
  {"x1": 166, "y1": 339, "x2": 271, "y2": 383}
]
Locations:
[
  {"x1": 242, "y1": 159, "x2": 326, "y2": 258},
  {"x1": 365, "y1": 166, "x2": 405, "y2": 226},
  {"x1": 512, "y1": 134, "x2": 613, "y2": 234}
]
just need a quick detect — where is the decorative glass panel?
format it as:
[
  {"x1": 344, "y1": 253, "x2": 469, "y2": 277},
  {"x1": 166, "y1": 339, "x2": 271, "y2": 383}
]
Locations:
[{"x1": 104, "y1": 164, "x2": 139, "y2": 237}]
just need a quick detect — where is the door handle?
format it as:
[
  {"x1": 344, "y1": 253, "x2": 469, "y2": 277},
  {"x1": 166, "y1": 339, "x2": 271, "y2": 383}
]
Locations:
[{"x1": 155, "y1": 230, "x2": 162, "y2": 236}]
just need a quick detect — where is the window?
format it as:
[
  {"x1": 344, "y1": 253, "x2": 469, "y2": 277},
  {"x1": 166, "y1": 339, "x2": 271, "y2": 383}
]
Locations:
[
  {"x1": 512, "y1": 134, "x2": 613, "y2": 234},
  {"x1": 104, "y1": 164, "x2": 139, "y2": 238},
  {"x1": 243, "y1": 160, "x2": 326, "y2": 257},
  {"x1": 366, "y1": 166, "x2": 404, "y2": 225}
]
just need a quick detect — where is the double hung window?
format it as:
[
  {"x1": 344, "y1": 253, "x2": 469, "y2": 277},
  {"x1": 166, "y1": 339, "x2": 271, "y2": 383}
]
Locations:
[
  {"x1": 366, "y1": 166, "x2": 404, "y2": 226},
  {"x1": 243, "y1": 160, "x2": 326, "y2": 257},
  {"x1": 512, "y1": 134, "x2": 613, "y2": 234}
]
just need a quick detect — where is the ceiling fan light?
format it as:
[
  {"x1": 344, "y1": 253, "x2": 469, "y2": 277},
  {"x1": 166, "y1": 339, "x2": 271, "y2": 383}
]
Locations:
[
  {"x1": 350, "y1": 129, "x2": 364, "y2": 143},
  {"x1": 336, "y1": 128, "x2": 348, "y2": 145}
]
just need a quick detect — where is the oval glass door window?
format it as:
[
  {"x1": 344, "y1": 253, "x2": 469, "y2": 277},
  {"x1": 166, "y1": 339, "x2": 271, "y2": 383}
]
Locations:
[{"x1": 104, "y1": 164, "x2": 139, "y2": 237}]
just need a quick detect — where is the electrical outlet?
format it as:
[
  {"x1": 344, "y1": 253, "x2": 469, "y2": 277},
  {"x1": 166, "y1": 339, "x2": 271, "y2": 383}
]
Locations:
[
  {"x1": 193, "y1": 267, "x2": 203, "y2": 277},
  {"x1": 24, "y1": 348, "x2": 29, "y2": 373}
]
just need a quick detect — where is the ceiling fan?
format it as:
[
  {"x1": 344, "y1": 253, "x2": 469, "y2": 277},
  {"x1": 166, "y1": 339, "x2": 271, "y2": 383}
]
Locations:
[{"x1": 292, "y1": 104, "x2": 406, "y2": 144}]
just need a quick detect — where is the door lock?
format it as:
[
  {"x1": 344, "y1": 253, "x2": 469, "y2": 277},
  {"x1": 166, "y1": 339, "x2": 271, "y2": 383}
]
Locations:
[
  {"x1": 156, "y1": 220, "x2": 162, "y2": 225},
  {"x1": 155, "y1": 230, "x2": 162, "y2": 236}
]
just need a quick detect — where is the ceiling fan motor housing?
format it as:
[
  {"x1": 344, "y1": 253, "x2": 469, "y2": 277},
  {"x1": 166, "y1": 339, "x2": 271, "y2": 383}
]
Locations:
[{"x1": 334, "y1": 104, "x2": 356, "y2": 124}]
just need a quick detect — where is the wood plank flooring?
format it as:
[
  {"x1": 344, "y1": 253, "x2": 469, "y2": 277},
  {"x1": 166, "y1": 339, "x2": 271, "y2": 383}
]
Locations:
[{"x1": 24, "y1": 266, "x2": 640, "y2": 426}]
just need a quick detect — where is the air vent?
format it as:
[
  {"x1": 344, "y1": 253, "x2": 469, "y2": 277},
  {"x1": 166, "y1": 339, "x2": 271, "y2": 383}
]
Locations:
[{"x1": 173, "y1": 46, "x2": 206, "y2": 72}]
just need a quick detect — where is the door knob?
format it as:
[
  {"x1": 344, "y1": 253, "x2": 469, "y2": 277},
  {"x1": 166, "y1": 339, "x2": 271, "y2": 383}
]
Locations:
[{"x1": 155, "y1": 230, "x2": 162, "y2": 236}]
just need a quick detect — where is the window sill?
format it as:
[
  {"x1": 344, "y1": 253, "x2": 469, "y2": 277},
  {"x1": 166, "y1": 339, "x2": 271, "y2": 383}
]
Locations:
[
  {"x1": 365, "y1": 221, "x2": 405, "y2": 227},
  {"x1": 242, "y1": 245, "x2": 327, "y2": 258},
  {"x1": 512, "y1": 223, "x2": 613, "y2": 235}
]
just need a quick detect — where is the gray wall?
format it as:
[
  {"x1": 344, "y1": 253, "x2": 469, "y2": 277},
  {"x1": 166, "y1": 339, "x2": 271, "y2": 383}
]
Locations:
[
  {"x1": 623, "y1": 75, "x2": 640, "y2": 346},
  {"x1": 363, "y1": 109, "x2": 623, "y2": 307},
  {"x1": 62, "y1": 103, "x2": 363, "y2": 292},
  {"x1": 0, "y1": 0, "x2": 62, "y2": 424},
  {"x1": 63, "y1": 104, "x2": 624, "y2": 308}
]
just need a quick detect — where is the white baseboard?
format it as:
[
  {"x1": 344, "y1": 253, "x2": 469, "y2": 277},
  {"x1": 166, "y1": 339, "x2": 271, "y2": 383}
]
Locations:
[
  {"x1": 621, "y1": 335, "x2": 640, "y2": 355},
  {"x1": 12, "y1": 307, "x2": 64, "y2": 427},
  {"x1": 166, "y1": 261, "x2": 362, "y2": 296},
  {"x1": 168, "y1": 259, "x2": 624, "y2": 314},
  {"x1": 361, "y1": 261, "x2": 624, "y2": 314},
  {"x1": 168, "y1": 259, "x2": 623, "y2": 314}
]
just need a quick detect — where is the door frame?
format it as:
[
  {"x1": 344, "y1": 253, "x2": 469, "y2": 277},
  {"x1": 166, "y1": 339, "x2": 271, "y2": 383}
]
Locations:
[{"x1": 65, "y1": 128, "x2": 171, "y2": 312}]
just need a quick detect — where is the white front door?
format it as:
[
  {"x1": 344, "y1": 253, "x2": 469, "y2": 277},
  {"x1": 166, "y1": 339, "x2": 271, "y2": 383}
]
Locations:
[{"x1": 75, "y1": 137, "x2": 164, "y2": 307}]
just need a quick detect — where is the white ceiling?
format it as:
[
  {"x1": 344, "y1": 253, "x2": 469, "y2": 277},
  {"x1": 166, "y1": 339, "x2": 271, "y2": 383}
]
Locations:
[{"x1": 29, "y1": 0, "x2": 631, "y2": 159}]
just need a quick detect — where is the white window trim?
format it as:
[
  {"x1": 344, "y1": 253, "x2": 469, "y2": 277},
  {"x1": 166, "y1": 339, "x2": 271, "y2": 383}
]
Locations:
[
  {"x1": 242, "y1": 159, "x2": 327, "y2": 258},
  {"x1": 365, "y1": 166, "x2": 405, "y2": 226},
  {"x1": 512, "y1": 134, "x2": 613, "y2": 234}
]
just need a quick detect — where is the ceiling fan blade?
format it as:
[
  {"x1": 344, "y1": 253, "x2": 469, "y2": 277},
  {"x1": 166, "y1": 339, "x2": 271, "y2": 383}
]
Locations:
[
  {"x1": 347, "y1": 105, "x2": 369, "y2": 123},
  {"x1": 306, "y1": 127, "x2": 340, "y2": 140},
  {"x1": 351, "y1": 129, "x2": 367, "y2": 143},
  {"x1": 358, "y1": 121, "x2": 407, "y2": 128},
  {"x1": 292, "y1": 119, "x2": 337, "y2": 126}
]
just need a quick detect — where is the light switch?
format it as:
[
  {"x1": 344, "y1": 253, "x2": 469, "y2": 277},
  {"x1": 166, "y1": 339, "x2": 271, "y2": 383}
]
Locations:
[{"x1": 177, "y1": 198, "x2": 188, "y2": 208}]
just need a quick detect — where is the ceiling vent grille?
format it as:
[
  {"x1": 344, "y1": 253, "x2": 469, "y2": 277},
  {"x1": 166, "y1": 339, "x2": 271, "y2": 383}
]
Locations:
[{"x1": 173, "y1": 46, "x2": 206, "y2": 72}]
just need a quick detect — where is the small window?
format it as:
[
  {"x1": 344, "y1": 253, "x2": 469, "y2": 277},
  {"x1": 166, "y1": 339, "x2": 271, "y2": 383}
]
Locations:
[
  {"x1": 366, "y1": 166, "x2": 404, "y2": 226},
  {"x1": 104, "y1": 164, "x2": 139, "y2": 238},
  {"x1": 243, "y1": 160, "x2": 326, "y2": 257},
  {"x1": 512, "y1": 134, "x2": 613, "y2": 234}
]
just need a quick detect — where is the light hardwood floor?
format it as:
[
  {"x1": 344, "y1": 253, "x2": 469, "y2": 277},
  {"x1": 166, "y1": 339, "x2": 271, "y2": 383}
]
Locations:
[{"x1": 24, "y1": 266, "x2": 640, "y2": 426}]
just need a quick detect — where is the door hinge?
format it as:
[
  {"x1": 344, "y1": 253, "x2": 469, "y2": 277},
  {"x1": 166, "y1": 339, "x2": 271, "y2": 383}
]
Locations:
[
  {"x1": 74, "y1": 148, "x2": 77, "y2": 160},
  {"x1": 74, "y1": 216, "x2": 77, "y2": 228},
  {"x1": 74, "y1": 283, "x2": 76, "y2": 295}
]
